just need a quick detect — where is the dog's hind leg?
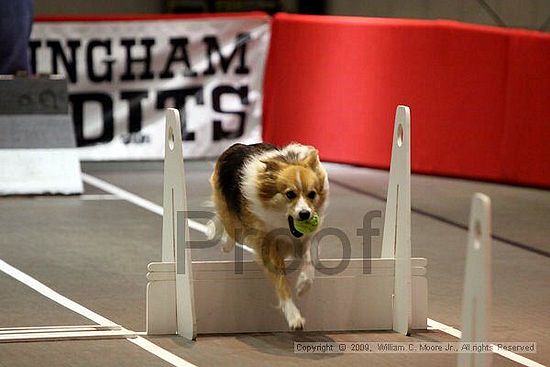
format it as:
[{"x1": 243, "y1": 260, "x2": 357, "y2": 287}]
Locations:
[
  {"x1": 221, "y1": 231, "x2": 236, "y2": 253},
  {"x1": 296, "y1": 242, "x2": 314, "y2": 296}
]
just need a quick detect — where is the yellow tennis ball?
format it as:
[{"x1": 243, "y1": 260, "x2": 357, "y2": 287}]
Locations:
[{"x1": 294, "y1": 214, "x2": 319, "y2": 234}]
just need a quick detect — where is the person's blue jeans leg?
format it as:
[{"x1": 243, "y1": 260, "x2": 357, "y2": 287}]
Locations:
[{"x1": 0, "y1": 0, "x2": 34, "y2": 74}]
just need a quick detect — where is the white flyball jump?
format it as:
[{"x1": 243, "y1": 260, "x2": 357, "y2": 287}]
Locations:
[
  {"x1": 458, "y1": 194, "x2": 493, "y2": 367},
  {"x1": 146, "y1": 106, "x2": 428, "y2": 339},
  {"x1": 0, "y1": 75, "x2": 83, "y2": 196}
]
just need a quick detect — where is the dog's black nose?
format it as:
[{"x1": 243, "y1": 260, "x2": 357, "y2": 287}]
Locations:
[{"x1": 299, "y1": 210, "x2": 311, "y2": 220}]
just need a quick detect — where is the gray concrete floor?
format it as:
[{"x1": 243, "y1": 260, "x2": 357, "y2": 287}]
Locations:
[{"x1": 0, "y1": 161, "x2": 548, "y2": 366}]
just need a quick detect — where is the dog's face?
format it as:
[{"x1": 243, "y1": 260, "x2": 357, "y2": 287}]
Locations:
[{"x1": 257, "y1": 149, "x2": 328, "y2": 237}]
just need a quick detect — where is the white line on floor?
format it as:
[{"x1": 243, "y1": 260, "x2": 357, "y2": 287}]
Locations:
[
  {"x1": 129, "y1": 337, "x2": 197, "y2": 367},
  {"x1": 31, "y1": 194, "x2": 121, "y2": 201},
  {"x1": 82, "y1": 173, "x2": 255, "y2": 253},
  {"x1": 83, "y1": 173, "x2": 545, "y2": 367},
  {"x1": 82, "y1": 173, "x2": 207, "y2": 232},
  {"x1": 427, "y1": 319, "x2": 544, "y2": 367},
  {"x1": 80, "y1": 194, "x2": 122, "y2": 201},
  {"x1": 82, "y1": 173, "x2": 163, "y2": 216},
  {"x1": 0, "y1": 258, "x2": 197, "y2": 367},
  {"x1": 0, "y1": 259, "x2": 114, "y2": 326},
  {"x1": 0, "y1": 329, "x2": 135, "y2": 343}
]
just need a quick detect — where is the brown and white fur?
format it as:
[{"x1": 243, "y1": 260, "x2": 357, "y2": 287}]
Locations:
[{"x1": 210, "y1": 143, "x2": 329, "y2": 330}]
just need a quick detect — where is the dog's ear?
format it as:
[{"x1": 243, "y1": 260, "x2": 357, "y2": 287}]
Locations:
[
  {"x1": 305, "y1": 148, "x2": 320, "y2": 169},
  {"x1": 261, "y1": 157, "x2": 287, "y2": 173}
]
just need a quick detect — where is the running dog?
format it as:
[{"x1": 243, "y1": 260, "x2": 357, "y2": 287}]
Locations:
[{"x1": 210, "y1": 143, "x2": 329, "y2": 330}]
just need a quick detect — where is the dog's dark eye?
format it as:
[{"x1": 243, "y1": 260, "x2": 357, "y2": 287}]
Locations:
[
  {"x1": 285, "y1": 191, "x2": 297, "y2": 199},
  {"x1": 307, "y1": 191, "x2": 316, "y2": 199}
]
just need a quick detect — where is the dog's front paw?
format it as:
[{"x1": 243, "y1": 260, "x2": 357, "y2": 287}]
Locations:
[
  {"x1": 289, "y1": 315, "x2": 305, "y2": 331},
  {"x1": 281, "y1": 299, "x2": 305, "y2": 331}
]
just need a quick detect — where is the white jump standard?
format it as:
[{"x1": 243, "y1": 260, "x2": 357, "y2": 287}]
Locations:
[
  {"x1": 146, "y1": 106, "x2": 428, "y2": 339},
  {"x1": 458, "y1": 193, "x2": 493, "y2": 367}
]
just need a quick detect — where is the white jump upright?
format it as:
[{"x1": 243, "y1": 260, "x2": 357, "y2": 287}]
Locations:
[
  {"x1": 381, "y1": 105, "x2": 412, "y2": 335},
  {"x1": 146, "y1": 108, "x2": 196, "y2": 339},
  {"x1": 146, "y1": 106, "x2": 428, "y2": 340},
  {"x1": 458, "y1": 193, "x2": 493, "y2": 367}
]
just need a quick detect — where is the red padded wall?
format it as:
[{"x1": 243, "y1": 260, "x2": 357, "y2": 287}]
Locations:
[{"x1": 263, "y1": 13, "x2": 550, "y2": 188}]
